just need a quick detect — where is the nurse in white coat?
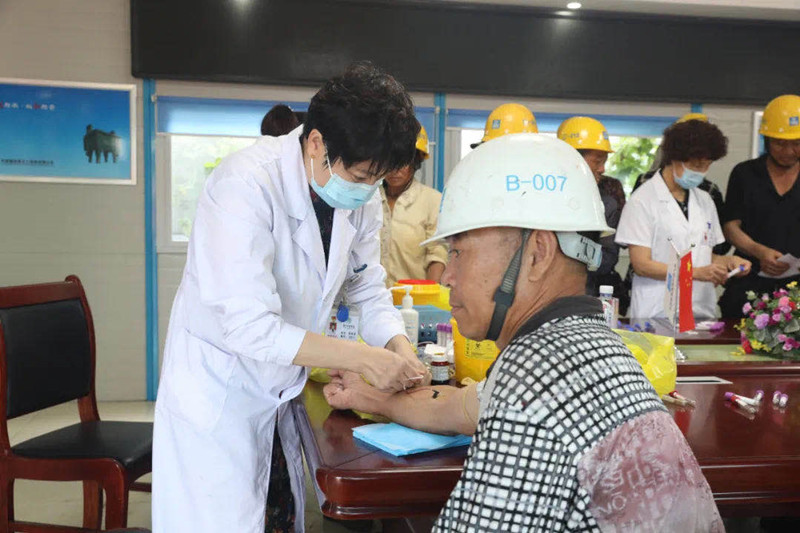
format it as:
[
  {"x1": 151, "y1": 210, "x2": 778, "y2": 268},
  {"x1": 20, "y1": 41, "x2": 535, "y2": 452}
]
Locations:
[
  {"x1": 616, "y1": 119, "x2": 750, "y2": 319},
  {"x1": 152, "y1": 63, "x2": 428, "y2": 533}
]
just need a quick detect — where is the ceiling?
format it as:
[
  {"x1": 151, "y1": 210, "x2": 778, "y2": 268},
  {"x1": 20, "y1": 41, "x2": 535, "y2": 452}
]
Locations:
[{"x1": 427, "y1": 0, "x2": 800, "y2": 21}]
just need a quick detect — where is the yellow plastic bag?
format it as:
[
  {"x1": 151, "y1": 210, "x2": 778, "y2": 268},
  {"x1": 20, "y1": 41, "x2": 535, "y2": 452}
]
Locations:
[{"x1": 613, "y1": 330, "x2": 677, "y2": 396}]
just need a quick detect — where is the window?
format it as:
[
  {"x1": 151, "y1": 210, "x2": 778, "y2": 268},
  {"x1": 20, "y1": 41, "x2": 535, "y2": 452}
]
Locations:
[
  {"x1": 156, "y1": 96, "x2": 308, "y2": 250},
  {"x1": 168, "y1": 135, "x2": 257, "y2": 242},
  {"x1": 605, "y1": 136, "x2": 662, "y2": 197},
  {"x1": 448, "y1": 108, "x2": 672, "y2": 198},
  {"x1": 157, "y1": 97, "x2": 439, "y2": 249}
]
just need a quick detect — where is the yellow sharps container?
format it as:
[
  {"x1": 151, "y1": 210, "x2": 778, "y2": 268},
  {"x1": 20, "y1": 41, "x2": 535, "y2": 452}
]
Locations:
[{"x1": 451, "y1": 318, "x2": 499, "y2": 382}]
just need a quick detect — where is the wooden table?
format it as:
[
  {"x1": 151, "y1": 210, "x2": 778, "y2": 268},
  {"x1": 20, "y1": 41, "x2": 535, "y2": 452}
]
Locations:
[
  {"x1": 295, "y1": 377, "x2": 800, "y2": 526},
  {"x1": 626, "y1": 317, "x2": 742, "y2": 345},
  {"x1": 677, "y1": 344, "x2": 800, "y2": 377}
]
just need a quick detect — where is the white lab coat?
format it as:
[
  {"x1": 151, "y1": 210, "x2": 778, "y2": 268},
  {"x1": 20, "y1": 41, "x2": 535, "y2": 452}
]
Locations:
[
  {"x1": 616, "y1": 171, "x2": 724, "y2": 319},
  {"x1": 152, "y1": 127, "x2": 405, "y2": 533}
]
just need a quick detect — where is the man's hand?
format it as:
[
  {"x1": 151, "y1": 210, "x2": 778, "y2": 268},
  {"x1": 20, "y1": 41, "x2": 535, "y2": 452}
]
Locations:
[
  {"x1": 758, "y1": 246, "x2": 790, "y2": 277},
  {"x1": 324, "y1": 370, "x2": 389, "y2": 414}
]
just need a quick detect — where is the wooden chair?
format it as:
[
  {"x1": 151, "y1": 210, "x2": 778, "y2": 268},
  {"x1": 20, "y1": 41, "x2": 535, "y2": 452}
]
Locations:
[{"x1": 0, "y1": 275, "x2": 152, "y2": 532}]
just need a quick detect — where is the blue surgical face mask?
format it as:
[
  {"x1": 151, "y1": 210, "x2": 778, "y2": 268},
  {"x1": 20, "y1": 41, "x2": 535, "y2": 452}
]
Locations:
[
  {"x1": 309, "y1": 151, "x2": 381, "y2": 210},
  {"x1": 674, "y1": 162, "x2": 706, "y2": 189}
]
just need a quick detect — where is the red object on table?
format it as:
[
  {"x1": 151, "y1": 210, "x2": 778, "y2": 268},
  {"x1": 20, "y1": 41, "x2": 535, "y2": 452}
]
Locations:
[
  {"x1": 679, "y1": 251, "x2": 696, "y2": 332},
  {"x1": 296, "y1": 377, "x2": 800, "y2": 522}
]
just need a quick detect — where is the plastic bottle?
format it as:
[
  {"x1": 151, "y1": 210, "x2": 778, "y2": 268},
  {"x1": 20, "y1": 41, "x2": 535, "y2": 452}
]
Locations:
[
  {"x1": 392, "y1": 286, "x2": 419, "y2": 350},
  {"x1": 598, "y1": 285, "x2": 619, "y2": 329},
  {"x1": 430, "y1": 352, "x2": 450, "y2": 385},
  {"x1": 436, "y1": 323, "x2": 446, "y2": 347}
]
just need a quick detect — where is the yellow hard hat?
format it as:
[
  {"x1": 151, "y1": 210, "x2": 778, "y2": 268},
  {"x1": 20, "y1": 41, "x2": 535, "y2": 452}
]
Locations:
[
  {"x1": 677, "y1": 112, "x2": 708, "y2": 123},
  {"x1": 760, "y1": 95, "x2": 800, "y2": 140},
  {"x1": 416, "y1": 125, "x2": 430, "y2": 159},
  {"x1": 557, "y1": 116, "x2": 614, "y2": 153},
  {"x1": 480, "y1": 103, "x2": 538, "y2": 142}
]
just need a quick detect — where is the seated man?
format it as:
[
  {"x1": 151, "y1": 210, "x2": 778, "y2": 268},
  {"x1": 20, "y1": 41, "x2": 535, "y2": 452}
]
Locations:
[{"x1": 324, "y1": 134, "x2": 722, "y2": 532}]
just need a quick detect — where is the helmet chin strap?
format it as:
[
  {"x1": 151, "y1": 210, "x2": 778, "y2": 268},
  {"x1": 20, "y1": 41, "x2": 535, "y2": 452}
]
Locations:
[{"x1": 485, "y1": 229, "x2": 531, "y2": 342}]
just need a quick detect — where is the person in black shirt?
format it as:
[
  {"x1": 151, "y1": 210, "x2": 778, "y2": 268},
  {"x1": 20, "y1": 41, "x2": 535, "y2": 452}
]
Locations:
[{"x1": 719, "y1": 94, "x2": 800, "y2": 318}]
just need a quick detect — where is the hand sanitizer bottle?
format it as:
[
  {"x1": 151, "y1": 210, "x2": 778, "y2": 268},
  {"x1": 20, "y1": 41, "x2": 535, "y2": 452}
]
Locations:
[{"x1": 392, "y1": 285, "x2": 419, "y2": 350}]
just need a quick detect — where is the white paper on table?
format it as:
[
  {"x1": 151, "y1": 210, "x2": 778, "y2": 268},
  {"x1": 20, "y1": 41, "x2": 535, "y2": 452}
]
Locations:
[{"x1": 757, "y1": 254, "x2": 800, "y2": 279}]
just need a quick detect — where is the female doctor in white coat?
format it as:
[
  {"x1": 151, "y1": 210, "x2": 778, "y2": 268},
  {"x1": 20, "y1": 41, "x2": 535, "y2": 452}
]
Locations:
[
  {"x1": 152, "y1": 63, "x2": 428, "y2": 533},
  {"x1": 616, "y1": 119, "x2": 750, "y2": 318}
]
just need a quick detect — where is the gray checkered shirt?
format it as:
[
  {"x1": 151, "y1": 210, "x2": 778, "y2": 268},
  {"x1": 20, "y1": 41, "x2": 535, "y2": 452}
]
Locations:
[{"x1": 433, "y1": 297, "x2": 684, "y2": 532}]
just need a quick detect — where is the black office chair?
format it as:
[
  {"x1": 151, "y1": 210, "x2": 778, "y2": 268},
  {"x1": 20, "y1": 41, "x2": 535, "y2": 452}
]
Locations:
[{"x1": 0, "y1": 275, "x2": 152, "y2": 532}]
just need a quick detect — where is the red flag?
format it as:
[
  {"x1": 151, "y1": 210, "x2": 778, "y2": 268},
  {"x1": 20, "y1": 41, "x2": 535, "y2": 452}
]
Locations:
[{"x1": 679, "y1": 251, "x2": 695, "y2": 332}]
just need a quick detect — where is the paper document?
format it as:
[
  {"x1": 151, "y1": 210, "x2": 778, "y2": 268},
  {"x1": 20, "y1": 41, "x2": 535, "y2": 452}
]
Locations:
[
  {"x1": 758, "y1": 254, "x2": 800, "y2": 279},
  {"x1": 353, "y1": 422, "x2": 471, "y2": 456}
]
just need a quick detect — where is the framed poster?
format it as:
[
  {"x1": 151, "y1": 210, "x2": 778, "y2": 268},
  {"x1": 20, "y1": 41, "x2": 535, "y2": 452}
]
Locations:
[{"x1": 0, "y1": 79, "x2": 136, "y2": 185}]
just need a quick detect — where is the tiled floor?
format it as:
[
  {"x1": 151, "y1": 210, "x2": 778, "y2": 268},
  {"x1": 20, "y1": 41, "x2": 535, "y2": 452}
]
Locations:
[
  {"x1": 5, "y1": 401, "x2": 783, "y2": 532},
  {"x1": 6, "y1": 401, "x2": 365, "y2": 532}
]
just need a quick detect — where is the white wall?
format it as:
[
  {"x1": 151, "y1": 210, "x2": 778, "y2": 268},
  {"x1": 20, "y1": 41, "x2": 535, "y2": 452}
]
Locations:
[
  {"x1": 704, "y1": 104, "x2": 763, "y2": 195},
  {"x1": 0, "y1": 0, "x2": 146, "y2": 400}
]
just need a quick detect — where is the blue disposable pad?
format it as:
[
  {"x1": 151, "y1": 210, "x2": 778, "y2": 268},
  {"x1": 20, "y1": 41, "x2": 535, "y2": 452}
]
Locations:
[{"x1": 352, "y1": 422, "x2": 471, "y2": 456}]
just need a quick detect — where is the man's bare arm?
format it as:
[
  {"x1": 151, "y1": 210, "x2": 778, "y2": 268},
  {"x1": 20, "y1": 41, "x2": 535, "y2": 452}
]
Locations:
[{"x1": 324, "y1": 370, "x2": 479, "y2": 436}]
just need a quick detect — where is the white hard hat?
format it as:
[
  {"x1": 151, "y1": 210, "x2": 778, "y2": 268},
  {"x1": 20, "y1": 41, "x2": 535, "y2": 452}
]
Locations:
[{"x1": 423, "y1": 133, "x2": 613, "y2": 246}]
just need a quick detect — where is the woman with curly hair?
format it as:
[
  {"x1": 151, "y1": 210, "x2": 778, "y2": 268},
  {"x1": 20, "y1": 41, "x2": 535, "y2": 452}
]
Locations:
[{"x1": 615, "y1": 119, "x2": 750, "y2": 318}]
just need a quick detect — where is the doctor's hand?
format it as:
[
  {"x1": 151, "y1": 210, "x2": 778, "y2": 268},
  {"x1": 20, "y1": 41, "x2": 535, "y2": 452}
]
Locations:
[
  {"x1": 385, "y1": 334, "x2": 431, "y2": 386},
  {"x1": 726, "y1": 256, "x2": 752, "y2": 278},
  {"x1": 356, "y1": 347, "x2": 426, "y2": 393},
  {"x1": 758, "y1": 247, "x2": 790, "y2": 277},
  {"x1": 693, "y1": 264, "x2": 729, "y2": 286}
]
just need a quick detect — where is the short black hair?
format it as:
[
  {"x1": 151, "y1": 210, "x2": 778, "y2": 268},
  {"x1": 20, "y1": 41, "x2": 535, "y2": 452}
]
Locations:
[
  {"x1": 260, "y1": 104, "x2": 300, "y2": 136},
  {"x1": 302, "y1": 61, "x2": 419, "y2": 177},
  {"x1": 661, "y1": 120, "x2": 728, "y2": 163}
]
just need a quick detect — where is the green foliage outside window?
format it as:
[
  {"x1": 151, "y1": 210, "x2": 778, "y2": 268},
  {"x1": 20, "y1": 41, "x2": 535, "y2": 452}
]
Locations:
[
  {"x1": 604, "y1": 136, "x2": 661, "y2": 197},
  {"x1": 170, "y1": 135, "x2": 255, "y2": 241}
]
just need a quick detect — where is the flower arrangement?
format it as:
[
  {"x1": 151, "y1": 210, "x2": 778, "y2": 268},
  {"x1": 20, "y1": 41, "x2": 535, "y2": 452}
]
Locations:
[{"x1": 737, "y1": 281, "x2": 800, "y2": 357}]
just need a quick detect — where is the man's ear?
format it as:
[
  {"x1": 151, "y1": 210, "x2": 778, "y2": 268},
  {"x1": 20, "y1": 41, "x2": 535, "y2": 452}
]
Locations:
[{"x1": 526, "y1": 230, "x2": 559, "y2": 282}]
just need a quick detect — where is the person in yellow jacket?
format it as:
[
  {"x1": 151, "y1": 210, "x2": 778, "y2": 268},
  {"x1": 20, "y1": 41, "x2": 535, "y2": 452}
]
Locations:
[{"x1": 380, "y1": 125, "x2": 448, "y2": 285}]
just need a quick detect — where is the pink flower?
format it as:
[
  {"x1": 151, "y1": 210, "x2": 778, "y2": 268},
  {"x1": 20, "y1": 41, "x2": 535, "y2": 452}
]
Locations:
[
  {"x1": 754, "y1": 314, "x2": 770, "y2": 329},
  {"x1": 780, "y1": 296, "x2": 791, "y2": 308},
  {"x1": 743, "y1": 302, "x2": 753, "y2": 314},
  {"x1": 772, "y1": 313, "x2": 783, "y2": 324},
  {"x1": 780, "y1": 306, "x2": 792, "y2": 314},
  {"x1": 785, "y1": 312, "x2": 794, "y2": 321},
  {"x1": 778, "y1": 334, "x2": 788, "y2": 342},
  {"x1": 784, "y1": 342, "x2": 793, "y2": 351},
  {"x1": 762, "y1": 294, "x2": 770, "y2": 302},
  {"x1": 756, "y1": 301, "x2": 767, "y2": 310}
]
